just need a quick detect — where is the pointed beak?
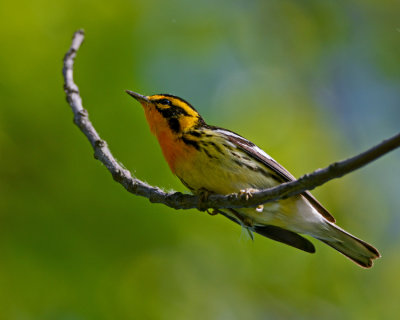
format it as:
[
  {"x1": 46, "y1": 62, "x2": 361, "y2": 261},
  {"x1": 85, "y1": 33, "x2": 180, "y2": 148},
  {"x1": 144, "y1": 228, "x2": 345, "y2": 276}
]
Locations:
[{"x1": 125, "y1": 90, "x2": 150, "y2": 104}]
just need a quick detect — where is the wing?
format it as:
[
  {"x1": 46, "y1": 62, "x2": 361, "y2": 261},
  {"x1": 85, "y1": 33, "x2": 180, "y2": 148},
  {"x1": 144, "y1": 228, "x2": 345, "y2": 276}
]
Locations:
[{"x1": 214, "y1": 127, "x2": 336, "y2": 223}]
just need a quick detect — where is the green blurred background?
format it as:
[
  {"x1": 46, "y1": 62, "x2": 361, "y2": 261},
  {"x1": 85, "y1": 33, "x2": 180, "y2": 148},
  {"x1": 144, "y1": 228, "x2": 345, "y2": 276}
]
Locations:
[{"x1": 1, "y1": 0, "x2": 399, "y2": 319}]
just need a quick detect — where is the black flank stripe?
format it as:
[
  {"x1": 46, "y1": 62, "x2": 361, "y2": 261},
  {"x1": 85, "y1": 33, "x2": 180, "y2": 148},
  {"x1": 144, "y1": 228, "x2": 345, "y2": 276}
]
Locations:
[
  {"x1": 210, "y1": 142, "x2": 224, "y2": 154},
  {"x1": 233, "y1": 159, "x2": 243, "y2": 167},
  {"x1": 223, "y1": 143, "x2": 233, "y2": 150},
  {"x1": 244, "y1": 163, "x2": 258, "y2": 171},
  {"x1": 188, "y1": 131, "x2": 202, "y2": 137},
  {"x1": 257, "y1": 168, "x2": 283, "y2": 182},
  {"x1": 182, "y1": 137, "x2": 201, "y2": 150},
  {"x1": 178, "y1": 177, "x2": 195, "y2": 191},
  {"x1": 203, "y1": 148, "x2": 215, "y2": 159}
]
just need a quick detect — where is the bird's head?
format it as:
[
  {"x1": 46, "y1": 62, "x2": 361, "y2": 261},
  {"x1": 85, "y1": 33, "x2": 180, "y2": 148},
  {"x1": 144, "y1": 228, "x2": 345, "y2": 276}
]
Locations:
[{"x1": 126, "y1": 90, "x2": 204, "y2": 136}]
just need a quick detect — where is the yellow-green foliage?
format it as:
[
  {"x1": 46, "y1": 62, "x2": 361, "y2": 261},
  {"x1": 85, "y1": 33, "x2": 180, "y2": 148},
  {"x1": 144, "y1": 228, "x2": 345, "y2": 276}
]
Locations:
[{"x1": 0, "y1": 0, "x2": 399, "y2": 319}]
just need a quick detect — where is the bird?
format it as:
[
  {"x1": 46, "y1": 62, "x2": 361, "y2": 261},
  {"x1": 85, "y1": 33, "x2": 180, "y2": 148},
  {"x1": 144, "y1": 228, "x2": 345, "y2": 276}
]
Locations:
[{"x1": 126, "y1": 90, "x2": 380, "y2": 268}]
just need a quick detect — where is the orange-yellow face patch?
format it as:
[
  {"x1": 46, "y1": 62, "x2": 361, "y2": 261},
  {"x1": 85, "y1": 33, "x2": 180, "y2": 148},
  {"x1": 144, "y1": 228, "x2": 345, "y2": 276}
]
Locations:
[
  {"x1": 136, "y1": 94, "x2": 204, "y2": 171},
  {"x1": 140, "y1": 101, "x2": 168, "y2": 136},
  {"x1": 145, "y1": 95, "x2": 201, "y2": 132},
  {"x1": 149, "y1": 95, "x2": 198, "y2": 117}
]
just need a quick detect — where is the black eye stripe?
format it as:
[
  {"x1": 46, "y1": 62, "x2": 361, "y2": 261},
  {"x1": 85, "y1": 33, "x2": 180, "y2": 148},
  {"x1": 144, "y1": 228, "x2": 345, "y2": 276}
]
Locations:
[
  {"x1": 155, "y1": 104, "x2": 191, "y2": 118},
  {"x1": 156, "y1": 98, "x2": 172, "y2": 106}
]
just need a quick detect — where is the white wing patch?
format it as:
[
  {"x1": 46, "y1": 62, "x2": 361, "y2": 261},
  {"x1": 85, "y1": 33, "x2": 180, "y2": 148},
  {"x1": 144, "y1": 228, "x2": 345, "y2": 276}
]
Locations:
[
  {"x1": 252, "y1": 145, "x2": 273, "y2": 160},
  {"x1": 215, "y1": 129, "x2": 274, "y2": 160},
  {"x1": 215, "y1": 128, "x2": 241, "y2": 138}
]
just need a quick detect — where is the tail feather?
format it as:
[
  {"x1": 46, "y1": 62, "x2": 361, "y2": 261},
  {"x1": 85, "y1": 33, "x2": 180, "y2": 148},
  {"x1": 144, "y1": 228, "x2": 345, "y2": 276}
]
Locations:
[{"x1": 315, "y1": 222, "x2": 380, "y2": 268}]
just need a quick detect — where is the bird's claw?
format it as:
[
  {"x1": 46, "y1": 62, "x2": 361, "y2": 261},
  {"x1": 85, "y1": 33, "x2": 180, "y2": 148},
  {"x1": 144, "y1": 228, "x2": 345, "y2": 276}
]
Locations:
[
  {"x1": 197, "y1": 188, "x2": 212, "y2": 212},
  {"x1": 206, "y1": 209, "x2": 220, "y2": 216},
  {"x1": 239, "y1": 188, "x2": 257, "y2": 201}
]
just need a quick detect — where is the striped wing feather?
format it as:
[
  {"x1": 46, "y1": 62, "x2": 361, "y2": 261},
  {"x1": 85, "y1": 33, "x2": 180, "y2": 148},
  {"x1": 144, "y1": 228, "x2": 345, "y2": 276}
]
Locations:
[{"x1": 217, "y1": 128, "x2": 336, "y2": 223}]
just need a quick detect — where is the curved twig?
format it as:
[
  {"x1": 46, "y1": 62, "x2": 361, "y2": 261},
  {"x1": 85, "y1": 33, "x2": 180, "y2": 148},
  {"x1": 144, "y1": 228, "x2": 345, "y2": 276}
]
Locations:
[{"x1": 63, "y1": 30, "x2": 400, "y2": 210}]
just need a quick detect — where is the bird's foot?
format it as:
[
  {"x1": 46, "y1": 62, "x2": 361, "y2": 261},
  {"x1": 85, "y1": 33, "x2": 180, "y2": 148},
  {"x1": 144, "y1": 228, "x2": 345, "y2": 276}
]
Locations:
[
  {"x1": 238, "y1": 189, "x2": 264, "y2": 214},
  {"x1": 239, "y1": 188, "x2": 257, "y2": 201},
  {"x1": 197, "y1": 188, "x2": 212, "y2": 212},
  {"x1": 206, "y1": 208, "x2": 220, "y2": 216}
]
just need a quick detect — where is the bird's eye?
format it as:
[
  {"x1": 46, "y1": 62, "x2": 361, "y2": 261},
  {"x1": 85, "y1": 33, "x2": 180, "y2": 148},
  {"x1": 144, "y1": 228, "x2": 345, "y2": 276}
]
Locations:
[{"x1": 158, "y1": 99, "x2": 171, "y2": 106}]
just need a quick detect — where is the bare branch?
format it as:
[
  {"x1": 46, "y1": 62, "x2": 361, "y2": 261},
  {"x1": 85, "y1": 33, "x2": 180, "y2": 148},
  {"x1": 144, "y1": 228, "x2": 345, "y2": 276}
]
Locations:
[{"x1": 63, "y1": 30, "x2": 400, "y2": 211}]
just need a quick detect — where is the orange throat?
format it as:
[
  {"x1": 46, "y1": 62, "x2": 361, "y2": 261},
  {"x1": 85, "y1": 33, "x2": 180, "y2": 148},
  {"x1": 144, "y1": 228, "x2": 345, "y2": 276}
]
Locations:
[{"x1": 143, "y1": 106, "x2": 193, "y2": 173}]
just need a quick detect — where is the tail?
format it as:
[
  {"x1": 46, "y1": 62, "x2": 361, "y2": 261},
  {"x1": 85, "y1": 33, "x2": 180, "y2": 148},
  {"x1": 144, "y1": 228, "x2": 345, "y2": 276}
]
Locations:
[{"x1": 315, "y1": 222, "x2": 380, "y2": 268}]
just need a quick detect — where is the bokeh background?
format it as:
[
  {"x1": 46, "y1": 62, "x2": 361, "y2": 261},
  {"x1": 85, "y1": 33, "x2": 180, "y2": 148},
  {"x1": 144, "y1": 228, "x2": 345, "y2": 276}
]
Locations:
[{"x1": 1, "y1": 0, "x2": 399, "y2": 319}]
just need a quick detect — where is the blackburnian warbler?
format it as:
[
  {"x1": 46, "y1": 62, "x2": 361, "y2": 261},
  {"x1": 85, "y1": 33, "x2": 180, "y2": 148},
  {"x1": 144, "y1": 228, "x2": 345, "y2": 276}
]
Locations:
[{"x1": 126, "y1": 90, "x2": 380, "y2": 268}]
